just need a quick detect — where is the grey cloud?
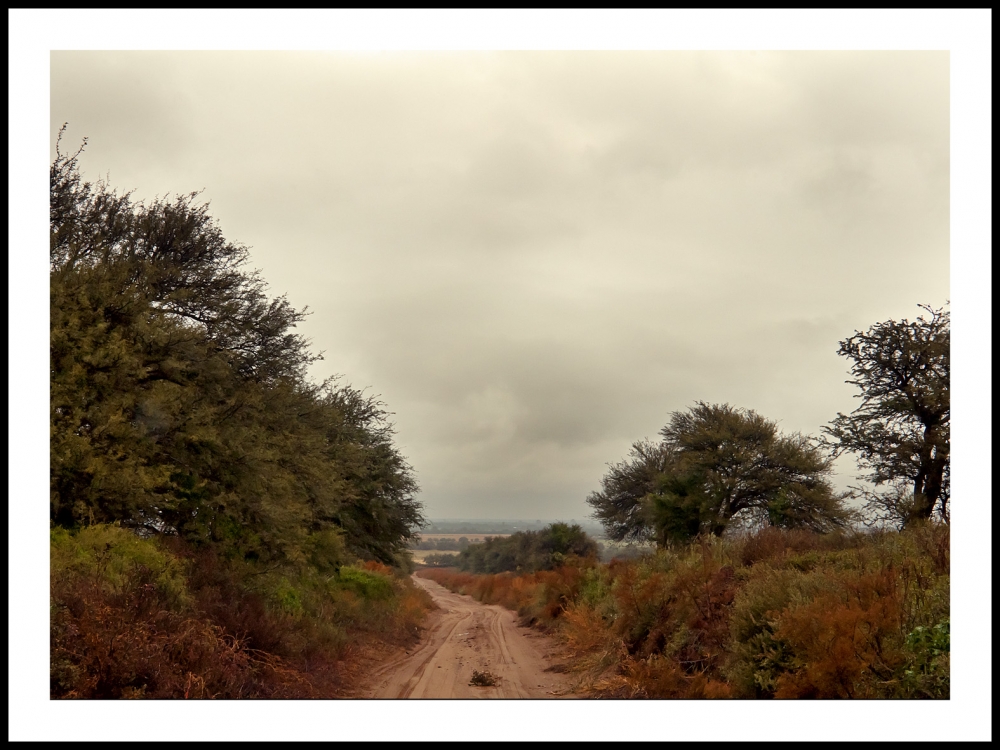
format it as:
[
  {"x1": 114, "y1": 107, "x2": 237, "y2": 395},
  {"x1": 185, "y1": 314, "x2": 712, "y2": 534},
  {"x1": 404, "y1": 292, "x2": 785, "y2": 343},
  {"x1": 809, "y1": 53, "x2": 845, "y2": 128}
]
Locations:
[{"x1": 51, "y1": 51, "x2": 949, "y2": 520}]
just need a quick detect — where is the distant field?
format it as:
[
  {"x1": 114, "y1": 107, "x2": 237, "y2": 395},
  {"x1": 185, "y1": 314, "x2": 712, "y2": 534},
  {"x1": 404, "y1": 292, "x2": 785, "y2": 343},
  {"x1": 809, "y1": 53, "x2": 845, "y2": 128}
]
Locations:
[
  {"x1": 409, "y1": 535, "x2": 511, "y2": 564},
  {"x1": 416, "y1": 534, "x2": 511, "y2": 542}
]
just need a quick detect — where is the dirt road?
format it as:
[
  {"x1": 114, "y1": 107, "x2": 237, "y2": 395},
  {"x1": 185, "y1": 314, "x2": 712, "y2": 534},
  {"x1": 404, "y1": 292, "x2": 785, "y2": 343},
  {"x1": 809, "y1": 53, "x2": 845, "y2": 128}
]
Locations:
[{"x1": 365, "y1": 575, "x2": 581, "y2": 699}]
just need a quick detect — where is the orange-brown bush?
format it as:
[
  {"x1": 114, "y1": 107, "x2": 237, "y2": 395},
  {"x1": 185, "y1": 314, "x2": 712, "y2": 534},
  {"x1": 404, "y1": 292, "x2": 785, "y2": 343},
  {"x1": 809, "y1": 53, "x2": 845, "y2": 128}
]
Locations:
[
  {"x1": 772, "y1": 572, "x2": 904, "y2": 699},
  {"x1": 51, "y1": 525, "x2": 433, "y2": 699},
  {"x1": 50, "y1": 571, "x2": 312, "y2": 699},
  {"x1": 421, "y1": 523, "x2": 949, "y2": 699},
  {"x1": 733, "y1": 526, "x2": 851, "y2": 568},
  {"x1": 599, "y1": 656, "x2": 734, "y2": 699}
]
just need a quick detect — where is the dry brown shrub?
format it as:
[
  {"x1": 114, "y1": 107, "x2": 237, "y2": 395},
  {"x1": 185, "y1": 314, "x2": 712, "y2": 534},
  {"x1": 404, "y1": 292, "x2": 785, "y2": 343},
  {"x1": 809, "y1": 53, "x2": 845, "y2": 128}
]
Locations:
[
  {"x1": 50, "y1": 573, "x2": 313, "y2": 698},
  {"x1": 469, "y1": 669, "x2": 500, "y2": 687},
  {"x1": 560, "y1": 604, "x2": 610, "y2": 655},
  {"x1": 607, "y1": 656, "x2": 734, "y2": 699},
  {"x1": 362, "y1": 560, "x2": 395, "y2": 576},
  {"x1": 772, "y1": 569, "x2": 904, "y2": 698},
  {"x1": 678, "y1": 564, "x2": 737, "y2": 670},
  {"x1": 735, "y1": 527, "x2": 848, "y2": 568}
]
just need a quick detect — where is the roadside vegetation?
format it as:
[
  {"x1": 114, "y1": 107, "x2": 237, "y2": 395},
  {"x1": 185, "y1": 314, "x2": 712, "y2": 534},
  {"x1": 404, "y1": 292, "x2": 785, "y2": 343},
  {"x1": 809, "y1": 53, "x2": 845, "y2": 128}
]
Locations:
[
  {"x1": 421, "y1": 522, "x2": 949, "y2": 698},
  {"x1": 50, "y1": 127, "x2": 948, "y2": 700},
  {"x1": 49, "y1": 134, "x2": 431, "y2": 698},
  {"x1": 424, "y1": 303, "x2": 950, "y2": 698},
  {"x1": 421, "y1": 552, "x2": 461, "y2": 567}
]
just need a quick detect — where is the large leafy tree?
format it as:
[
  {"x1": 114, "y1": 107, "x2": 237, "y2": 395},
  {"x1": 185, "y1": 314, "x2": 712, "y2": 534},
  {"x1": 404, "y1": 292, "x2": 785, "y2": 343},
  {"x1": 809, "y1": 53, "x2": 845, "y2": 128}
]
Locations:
[
  {"x1": 822, "y1": 304, "x2": 950, "y2": 527},
  {"x1": 585, "y1": 439, "x2": 669, "y2": 543},
  {"x1": 50, "y1": 131, "x2": 423, "y2": 564},
  {"x1": 589, "y1": 403, "x2": 848, "y2": 545}
]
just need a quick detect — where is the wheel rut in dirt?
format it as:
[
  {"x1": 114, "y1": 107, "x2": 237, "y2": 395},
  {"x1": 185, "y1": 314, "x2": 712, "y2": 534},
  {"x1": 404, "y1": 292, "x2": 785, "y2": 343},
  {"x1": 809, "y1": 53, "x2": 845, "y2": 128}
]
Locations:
[{"x1": 365, "y1": 575, "x2": 581, "y2": 699}]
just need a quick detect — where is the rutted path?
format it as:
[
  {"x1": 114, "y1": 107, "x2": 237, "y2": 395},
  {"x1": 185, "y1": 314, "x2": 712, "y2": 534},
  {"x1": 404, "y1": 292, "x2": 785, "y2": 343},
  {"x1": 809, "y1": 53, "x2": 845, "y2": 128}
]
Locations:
[{"x1": 365, "y1": 575, "x2": 581, "y2": 698}]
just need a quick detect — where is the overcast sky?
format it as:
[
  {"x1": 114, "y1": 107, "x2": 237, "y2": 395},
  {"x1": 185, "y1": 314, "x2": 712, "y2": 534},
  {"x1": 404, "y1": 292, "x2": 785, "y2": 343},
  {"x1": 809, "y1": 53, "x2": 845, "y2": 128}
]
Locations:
[{"x1": 50, "y1": 51, "x2": 951, "y2": 520}]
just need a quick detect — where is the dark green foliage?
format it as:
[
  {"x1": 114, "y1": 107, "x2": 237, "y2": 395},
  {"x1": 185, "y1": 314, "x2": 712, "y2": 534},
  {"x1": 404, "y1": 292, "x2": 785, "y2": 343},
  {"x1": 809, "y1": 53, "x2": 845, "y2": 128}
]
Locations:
[
  {"x1": 457, "y1": 523, "x2": 599, "y2": 574},
  {"x1": 586, "y1": 440, "x2": 668, "y2": 543},
  {"x1": 589, "y1": 403, "x2": 849, "y2": 545},
  {"x1": 656, "y1": 403, "x2": 849, "y2": 540},
  {"x1": 822, "y1": 304, "x2": 950, "y2": 527},
  {"x1": 900, "y1": 620, "x2": 950, "y2": 698},
  {"x1": 422, "y1": 553, "x2": 460, "y2": 567},
  {"x1": 49, "y1": 135, "x2": 433, "y2": 697},
  {"x1": 50, "y1": 134, "x2": 422, "y2": 565}
]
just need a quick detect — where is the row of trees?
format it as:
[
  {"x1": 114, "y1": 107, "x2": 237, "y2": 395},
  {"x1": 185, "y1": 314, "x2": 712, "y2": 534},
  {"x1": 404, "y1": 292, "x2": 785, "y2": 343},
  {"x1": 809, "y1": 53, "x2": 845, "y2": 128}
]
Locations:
[
  {"x1": 50, "y1": 131, "x2": 423, "y2": 566},
  {"x1": 412, "y1": 537, "x2": 472, "y2": 551},
  {"x1": 588, "y1": 305, "x2": 950, "y2": 544},
  {"x1": 455, "y1": 523, "x2": 598, "y2": 574}
]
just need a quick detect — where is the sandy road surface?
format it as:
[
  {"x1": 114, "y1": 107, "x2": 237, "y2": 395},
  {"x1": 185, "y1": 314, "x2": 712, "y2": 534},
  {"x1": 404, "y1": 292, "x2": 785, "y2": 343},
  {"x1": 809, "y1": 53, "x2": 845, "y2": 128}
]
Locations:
[{"x1": 365, "y1": 576, "x2": 581, "y2": 699}]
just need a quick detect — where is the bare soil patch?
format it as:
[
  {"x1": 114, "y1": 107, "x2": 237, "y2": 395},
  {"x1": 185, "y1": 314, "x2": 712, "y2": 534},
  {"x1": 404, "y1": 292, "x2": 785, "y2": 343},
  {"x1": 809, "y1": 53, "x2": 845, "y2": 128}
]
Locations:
[{"x1": 362, "y1": 576, "x2": 584, "y2": 698}]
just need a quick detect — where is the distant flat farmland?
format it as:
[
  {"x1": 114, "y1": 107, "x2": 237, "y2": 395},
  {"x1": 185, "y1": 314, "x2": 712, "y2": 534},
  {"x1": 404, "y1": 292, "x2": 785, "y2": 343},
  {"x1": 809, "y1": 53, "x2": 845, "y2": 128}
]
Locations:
[
  {"x1": 418, "y1": 533, "x2": 511, "y2": 542},
  {"x1": 410, "y1": 534, "x2": 512, "y2": 564}
]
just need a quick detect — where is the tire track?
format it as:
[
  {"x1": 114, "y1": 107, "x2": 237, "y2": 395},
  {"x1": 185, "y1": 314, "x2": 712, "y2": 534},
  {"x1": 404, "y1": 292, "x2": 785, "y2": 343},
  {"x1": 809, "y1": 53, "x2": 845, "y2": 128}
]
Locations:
[
  {"x1": 366, "y1": 575, "x2": 580, "y2": 699},
  {"x1": 396, "y1": 611, "x2": 473, "y2": 698}
]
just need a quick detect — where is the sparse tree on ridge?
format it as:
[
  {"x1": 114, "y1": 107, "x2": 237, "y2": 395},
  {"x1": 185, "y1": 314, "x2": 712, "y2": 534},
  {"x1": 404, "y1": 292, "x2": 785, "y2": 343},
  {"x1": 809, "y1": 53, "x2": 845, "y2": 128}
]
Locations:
[{"x1": 822, "y1": 304, "x2": 950, "y2": 527}]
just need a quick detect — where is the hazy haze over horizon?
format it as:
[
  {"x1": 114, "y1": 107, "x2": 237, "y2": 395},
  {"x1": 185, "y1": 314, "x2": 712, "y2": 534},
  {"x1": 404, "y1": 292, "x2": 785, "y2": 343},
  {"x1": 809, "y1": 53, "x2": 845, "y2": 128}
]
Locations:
[{"x1": 50, "y1": 51, "x2": 950, "y2": 520}]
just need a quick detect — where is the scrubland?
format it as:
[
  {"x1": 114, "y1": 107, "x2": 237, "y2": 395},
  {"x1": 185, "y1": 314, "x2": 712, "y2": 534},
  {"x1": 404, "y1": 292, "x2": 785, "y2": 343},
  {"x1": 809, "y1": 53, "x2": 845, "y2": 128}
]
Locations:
[
  {"x1": 420, "y1": 523, "x2": 949, "y2": 699},
  {"x1": 50, "y1": 524, "x2": 432, "y2": 698}
]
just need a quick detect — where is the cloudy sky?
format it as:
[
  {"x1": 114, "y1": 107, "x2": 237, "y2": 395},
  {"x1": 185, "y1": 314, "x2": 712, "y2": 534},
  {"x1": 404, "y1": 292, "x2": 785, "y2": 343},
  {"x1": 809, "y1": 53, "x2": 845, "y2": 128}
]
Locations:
[{"x1": 50, "y1": 50, "x2": 951, "y2": 520}]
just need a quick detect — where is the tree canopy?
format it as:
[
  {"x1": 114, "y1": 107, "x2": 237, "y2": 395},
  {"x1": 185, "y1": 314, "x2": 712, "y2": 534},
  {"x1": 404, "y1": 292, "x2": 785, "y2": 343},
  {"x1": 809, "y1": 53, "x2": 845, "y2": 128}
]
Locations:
[
  {"x1": 822, "y1": 304, "x2": 950, "y2": 527},
  {"x1": 456, "y1": 523, "x2": 598, "y2": 574},
  {"x1": 589, "y1": 403, "x2": 849, "y2": 545},
  {"x1": 584, "y1": 439, "x2": 668, "y2": 544},
  {"x1": 50, "y1": 131, "x2": 423, "y2": 565}
]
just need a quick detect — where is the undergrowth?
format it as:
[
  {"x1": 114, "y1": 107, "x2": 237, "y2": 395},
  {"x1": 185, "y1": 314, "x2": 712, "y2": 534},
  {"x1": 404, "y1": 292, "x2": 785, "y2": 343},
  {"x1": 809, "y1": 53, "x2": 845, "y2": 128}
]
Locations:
[
  {"x1": 420, "y1": 523, "x2": 949, "y2": 699},
  {"x1": 51, "y1": 525, "x2": 433, "y2": 698}
]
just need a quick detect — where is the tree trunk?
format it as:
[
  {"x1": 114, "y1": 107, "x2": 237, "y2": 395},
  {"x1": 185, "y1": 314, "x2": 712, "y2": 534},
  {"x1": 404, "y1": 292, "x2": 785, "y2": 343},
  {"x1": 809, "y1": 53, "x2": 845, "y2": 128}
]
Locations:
[
  {"x1": 909, "y1": 425, "x2": 942, "y2": 523},
  {"x1": 923, "y1": 453, "x2": 947, "y2": 521}
]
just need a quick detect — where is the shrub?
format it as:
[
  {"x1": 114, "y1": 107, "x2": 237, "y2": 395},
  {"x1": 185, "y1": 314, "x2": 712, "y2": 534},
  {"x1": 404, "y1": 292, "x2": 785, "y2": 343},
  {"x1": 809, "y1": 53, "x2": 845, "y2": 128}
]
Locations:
[
  {"x1": 51, "y1": 524, "x2": 433, "y2": 698},
  {"x1": 771, "y1": 570, "x2": 904, "y2": 698},
  {"x1": 899, "y1": 620, "x2": 950, "y2": 698},
  {"x1": 337, "y1": 566, "x2": 394, "y2": 600},
  {"x1": 50, "y1": 535, "x2": 299, "y2": 698},
  {"x1": 469, "y1": 670, "x2": 500, "y2": 687},
  {"x1": 51, "y1": 524, "x2": 192, "y2": 609},
  {"x1": 423, "y1": 524, "x2": 948, "y2": 700}
]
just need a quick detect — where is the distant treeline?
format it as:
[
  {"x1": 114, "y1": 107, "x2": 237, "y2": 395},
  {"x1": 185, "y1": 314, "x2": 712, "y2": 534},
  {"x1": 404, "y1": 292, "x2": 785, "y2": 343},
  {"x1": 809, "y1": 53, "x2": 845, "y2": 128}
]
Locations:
[
  {"x1": 453, "y1": 523, "x2": 599, "y2": 574},
  {"x1": 411, "y1": 537, "x2": 473, "y2": 551},
  {"x1": 49, "y1": 135, "x2": 430, "y2": 698},
  {"x1": 421, "y1": 520, "x2": 605, "y2": 536}
]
